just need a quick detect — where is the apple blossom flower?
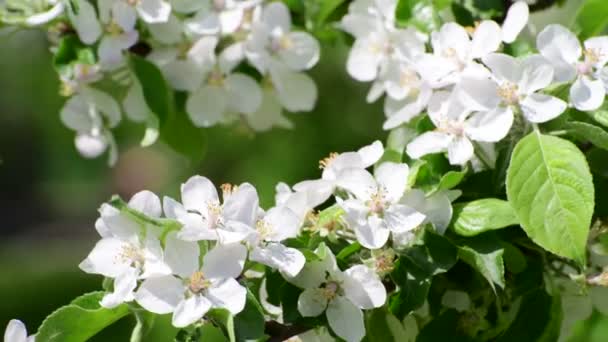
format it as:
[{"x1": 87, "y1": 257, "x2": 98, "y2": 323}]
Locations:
[
  {"x1": 459, "y1": 53, "x2": 567, "y2": 125},
  {"x1": 293, "y1": 141, "x2": 384, "y2": 207},
  {"x1": 287, "y1": 244, "x2": 386, "y2": 342},
  {"x1": 184, "y1": 0, "x2": 255, "y2": 36},
  {"x1": 537, "y1": 24, "x2": 608, "y2": 111},
  {"x1": 79, "y1": 191, "x2": 171, "y2": 308},
  {"x1": 338, "y1": 162, "x2": 426, "y2": 249},
  {"x1": 247, "y1": 205, "x2": 306, "y2": 277},
  {"x1": 163, "y1": 176, "x2": 258, "y2": 244},
  {"x1": 135, "y1": 236, "x2": 247, "y2": 327},
  {"x1": 24, "y1": 0, "x2": 64, "y2": 26},
  {"x1": 59, "y1": 87, "x2": 121, "y2": 163},
  {"x1": 3, "y1": 320, "x2": 34, "y2": 342},
  {"x1": 501, "y1": 1, "x2": 529, "y2": 44},
  {"x1": 406, "y1": 89, "x2": 512, "y2": 165}
]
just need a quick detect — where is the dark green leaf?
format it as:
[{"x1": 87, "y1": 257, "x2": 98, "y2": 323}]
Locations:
[
  {"x1": 457, "y1": 236, "x2": 505, "y2": 291},
  {"x1": 160, "y1": 110, "x2": 207, "y2": 162},
  {"x1": 417, "y1": 309, "x2": 475, "y2": 342},
  {"x1": 450, "y1": 199, "x2": 519, "y2": 237},
  {"x1": 566, "y1": 121, "x2": 608, "y2": 151},
  {"x1": 207, "y1": 309, "x2": 235, "y2": 342},
  {"x1": 130, "y1": 55, "x2": 172, "y2": 125},
  {"x1": 366, "y1": 308, "x2": 409, "y2": 341},
  {"x1": 395, "y1": 0, "x2": 440, "y2": 32},
  {"x1": 36, "y1": 292, "x2": 130, "y2": 342},
  {"x1": 234, "y1": 289, "x2": 266, "y2": 341}
]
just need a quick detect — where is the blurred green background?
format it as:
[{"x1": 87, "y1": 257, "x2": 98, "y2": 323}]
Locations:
[{"x1": 1, "y1": 0, "x2": 607, "y2": 340}]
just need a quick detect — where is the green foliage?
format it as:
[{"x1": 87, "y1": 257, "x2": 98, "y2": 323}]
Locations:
[
  {"x1": 572, "y1": 0, "x2": 608, "y2": 40},
  {"x1": 506, "y1": 131, "x2": 594, "y2": 265},
  {"x1": 565, "y1": 121, "x2": 608, "y2": 151},
  {"x1": 233, "y1": 289, "x2": 266, "y2": 341},
  {"x1": 450, "y1": 199, "x2": 519, "y2": 236},
  {"x1": 457, "y1": 236, "x2": 506, "y2": 291},
  {"x1": 129, "y1": 55, "x2": 172, "y2": 125},
  {"x1": 395, "y1": 0, "x2": 440, "y2": 32},
  {"x1": 36, "y1": 292, "x2": 130, "y2": 342},
  {"x1": 365, "y1": 308, "x2": 411, "y2": 341}
]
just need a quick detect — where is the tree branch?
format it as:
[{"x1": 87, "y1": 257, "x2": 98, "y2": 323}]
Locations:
[{"x1": 265, "y1": 321, "x2": 312, "y2": 342}]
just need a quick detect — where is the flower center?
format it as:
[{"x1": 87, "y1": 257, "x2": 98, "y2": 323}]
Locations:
[
  {"x1": 126, "y1": 0, "x2": 140, "y2": 6},
  {"x1": 116, "y1": 243, "x2": 145, "y2": 267},
  {"x1": 105, "y1": 21, "x2": 124, "y2": 36},
  {"x1": 400, "y1": 69, "x2": 419, "y2": 88},
  {"x1": 206, "y1": 201, "x2": 224, "y2": 228},
  {"x1": 319, "y1": 152, "x2": 338, "y2": 169},
  {"x1": 208, "y1": 70, "x2": 225, "y2": 86},
  {"x1": 437, "y1": 118, "x2": 464, "y2": 137},
  {"x1": 321, "y1": 281, "x2": 340, "y2": 301},
  {"x1": 584, "y1": 48, "x2": 601, "y2": 65},
  {"x1": 497, "y1": 82, "x2": 519, "y2": 105},
  {"x1": 188, "y1": 271, "x2": 211, "y2": 294},
  {"x1": 374, "y1": 250, "x2": 396, "y2": 274},
  {"x1": 367, "y1": 188, "x2": 388, "y2": 215},
  {"x1": 256, "y1": 219, "x2": 273, "y2": 239},
  {"x1": 213, "y1": 0, "x2": 226, "y2": 11}
]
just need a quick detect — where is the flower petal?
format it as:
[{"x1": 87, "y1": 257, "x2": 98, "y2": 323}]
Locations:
[
  {"x1": 520, "y1": 54, "x2": 554, "y2": 94},
  {"x1": 279, "y1": 32, "x2": 320, "y2": 71},
  {"x1": 4, "y1": 320, "x2": 27, "y2": 342},
  {"x1": 520, "y1": 93, "x2": 567, "y2": 122},
  {"x1": 172, "y1": 295, "x2": 212, "y2": 328},
  {"x1": 225, "y1": 73, "x2": 263, "y2": 114},
  {"x1": 74, "y1": 133, "x2": 108, "y2": 158},
  {"x1": 250, "y1": 244, "x2": 306, "y2": 277},
  {"x1": 263, "y1": 2, "x2": 291, "y2": 32},
  {"x1": 79, "y1": 237, "x2": 132, "y2": 277},
  {"x1": 384, "y1": 204, "x2": 426, "y2": 234},
  {"x1": 482, "y1": 53, "x2": 522, "y2": 84},
  {"x1": 122, "y1": 80, "x2": 150, "y2": 123},
  {"x1": 186, "y1": 85, "x2": 228, "y2": 127},
  {"x1": 353, "y1": 215, "x2": 390, "y2": 249},
  {"x1": 164, "y1": 232, "x2": 200, "y2": 278},
  {"x1": 569, "y1": 76, "x2": 606, "y2": 111},
  {"x1": 406, "y1": 131, "x2": 452, "y2": 160},
  {"x1": 206, "y1": 278, "x2": 247, "y2": 314},
  {"x1": 335, "y1": 168, "x2": 376, "y2": 201},
  {"x1": 222, "y1": 183, "x2": 259, "y2": 226},
  {"x1": 181, "y1": 175, "x2": 219, "y2": 213},
  {"x1": 202, "y1": 243, "x2": 247, "y2": 279},
  {"x1": 501, "y1": 1, "x2": 529, "y2": 43},
  {"x1": 347, "y1": 37, "x2": 382, "y2": 81},
  {"x1": 263, "y1": 206, "x2": 301, "y2": 241},
  {"x1": 270, "y1": 65, "x2": 318, "y2": 112},
  {"x1": 100, "y1": 267, "x2": 138, "y2": 308},
  {"x1": 471, "y1": 20, "x2": 502, "y2": 59},
  {"x1": 447, "y1": 136, "x2": 474, "y2": 165},
  {"x1": 298, "y1": 288, "x2": 328, "y2": 317},
  {"x1": 536, "y1": 24, "x2": 580, "y2": 82},
  {"x1": 343, "y1": 265, "x2": 387, "y2": 309},
  {"x1": 326, "y1": 297, "x2": 365, "y2": 342},
  {"x1": 128, "y1": 190, "x2": 162, "y2": 217},
  {"x1": 464, "y1": 107, "x2": 514, "y2": 142},
  {"x1": 136, "y1": 0, "x2": 171, "y2": 23},
  {"x1": 135, "y1": 276, "x2": 184, "y2": 314},
  {"x1": 374, "y1": 162, "x2": 409, "y2": 202},
  {"x1": 68, "y1": 0, "x2": 102, "y2": 44}
]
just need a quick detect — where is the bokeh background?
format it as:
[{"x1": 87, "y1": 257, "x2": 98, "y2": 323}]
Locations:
[{"x1": 1, "y1": 0, "x2": 607, "y2": 340}]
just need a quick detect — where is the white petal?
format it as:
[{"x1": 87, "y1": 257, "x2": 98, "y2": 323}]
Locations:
[
  {"x1": 225, "y1": 73, "x2": 263, "y2": 114},
  {"x1": 434, "y1": 23, "x2": 471, "y2": 63},
  {"x1": 186, "y1": 85, "x2": 228, "y2": 127},
  {"x1": 326, "y1": 297, "x2": 365, "y2": 342},
  {"x1": 122, "y1": 81, "x2": 150, "y2": 123},
  {"x1": 186, "y1": 10, "x2": 220, "y2": 35},
  {"x1": 68, "y1": 0, "x2": 102, "y2": 44},
  {"x1": 263, "y1": 206, "x2": 301, "y2": 241},
  {"x1": 161, "y1": 60, "x2": 205, "y2": 92},
  {"x1": 246, "y1": 90, "x2": 292, "y2": 132},
  {"x1": 520, "y1": 54, "x2": 554, "y2": 94},
  {"x1": 343, "y1": 265, "x2": 387, "y2": 309},
  {"x1": 26, "y1": 2, "x2": 65, "y2": 26},
  {"x1": 162, "y1": 196, "x2": 183, "y2": 219},
  {"x1": 471, "y1": 20, "x2": 502, "y2": 59},
  {"x1": 164, "y1": 232, "x2": 200, "y2": 278},
  {"x1": 358, "y1": 140, "x2": 384, "y2": 167},
  {"x1": 279, "y1": 32, "x2": 320, "y2": 71},
  {"x1": 406, "y1": 131, "x2": 452, "y2": 159},
  {"x1": 128, "y1": 190, "x2": 161, "y2": 217},
  {"x1": 353, "y1": 215, "x2": 390, "y2": 249},
  {"x1": 447, "y1": 136, "x2": 474, "y2": 165},
  {"x1": 83, "y1": 87, "x2": 122, "y2": 127},
  {"x1": 270, "y1": 66, "x2": 318, "y2": 112},
  {"x1": 148, "y1": 14, "x2": 183, "y2": 44},
  {"x1": 219, "y1": 8, "x2": 244, "y2": 34},
  {"x1": 250, "y1": 244, "x2": 306, "y2": 277},
  {"x1": 141, "y1": 234, "x2": 173, "y2": 278},
  {"x1": 520, "y1": 93, "x2": 567, "y2": 122},
  {"x1": 80, "y1": 237, "x2": 131, "y2": 277},
  {"x1": 112, "y1": 2, "x2": 137, "y2": 32},
  {"x1": 335, "y1": 168, "x2": 376, "y2": 201},
  {"x1": 383, "y1": 85, "x2": 432, "y2": 129},
  {"x1": 536, "y1": 24, "x2": 580, "y2": 81},
  {"x1": 4, "y1": 320, "x2": 27, "y2": 342},
  {"x1": 457, "y1": 77, "x2": 500, "y2": 112},
  {"x1": 482, "y1": 53, "x2": 522, "y2": 84},
  {"x1": 347, "y1": 37, "x2": 382, "y2": 81},
  {"x1": 100, "y1": 267, "x2": 138, "y2": 308},
  {"x1": 216, "y1": 222, "x2": 254, "y2": 244},
  {"x1": 206, "y1": 278, "x2": 247, "y2": 314},
  {"x1": 172, "y1": 295, "x2": 212, "y2": 328},
  {"x1": 202, "y1": 243, "x2": 247, "y2": 279},
  {"x1": 219, "y1": 42, "x2": 245, "y2": 74},
  {"x1": 502, "y1": 1, "x2": 529, "y2": 43},
  {"x1": 98, "y1": 205, "x2": 140, "y2": 239},
  {"x1": 98, "y1": 35, "x2": 131, "y2": 70},
  {"x1": 292, "y1": 179, "x2": 335, "y2": 208},
  {"x1": 74, "y1": 133, "x2": 108, "y2": 158},
  {"x1": 569, "y1": 76, "x2": 606, "y2": 111},
  {"x1": 298, "y1": 288, "x2": 328, "y2": 317},
  {"x1": 136, "y1": 0, "x2": 171, "y2": 23},
  {"x1": 135, "y1": 276, "x2": 184, "y2": 314},
  {"x1": 222, "y1": 183, "x2": 259, "y2": 225},
  {"x1": 374, "y1": 162, "x2": 409, "y2": 202},
  {"x1": 187, "y1": 36, "x2": 218, "y2": 68},
  {"x1": 181, "y1": 175, "x2": 219, "y2": 213},
  {"x1": 322, "y1": 152, "x2": 364, "y2": 180},
  {"x1": 263, "y1": 2, "x2": 291, "y2": 32},
  {"x1": 464, "y1": 107, "x2": 514, "y2": 142},
  {"x1": 384, "y1": 204, "x2": 426, "y2": 234}
]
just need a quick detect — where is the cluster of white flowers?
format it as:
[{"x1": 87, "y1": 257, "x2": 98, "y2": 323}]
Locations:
[
  {"x1": 53, "y1": 140, "x2": 450, "y2": 341},
  {"x1": 18, "y1": 0, "x2": 320, "y2": 163},
  {"x1": 340, "y1": 0, "x2": 608, "y2": 166}
]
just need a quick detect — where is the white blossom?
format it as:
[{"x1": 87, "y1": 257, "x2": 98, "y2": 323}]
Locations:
[
  {"x1": 3, "y1": 320, "x2": 34, "y2": 342},
  {"x1": 135, "y1": 235, "x2": 247, "y2": 327},
  {"x1": 537, "y1": 24, "x2": 608, "y2": 111},
  {"x1": 24, "y1": 0, "x2": 64, "y2": 26}
]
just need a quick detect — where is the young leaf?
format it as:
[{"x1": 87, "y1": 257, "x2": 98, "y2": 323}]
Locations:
[
  {"x1": 458, "y1": 238, "x2": 506, "y2": 291},
  {"x1": 450, "y1": 199, "x2": 519, "y2": 237},
  {"x1": 129, "y1": 55, "x2": 172, "y2": 125},
  {"x1": 437, "y1": 169, "x2": 467, "y2": 191},
  {"x1": 206, "y1": 309, "x2": 236, "y2": 342},
  {"x1": 565, "y1": 121, "x2": 608, "y2": 151},
  {"x1": 572, "y1": 0, "x2": 608, "y2": 40},
  {"x1": 234, "y1": 289, "x2": 266, "y2": 341},
  {"x1": 36, "y1": 292, "x2": 129, "y2": 342},
  {"x1": 396, "y1": 0, "x2": 440, "y2": 32},
  {"x1": 366, "y1": 308, "x2": 409, "y2": 342},
  {"x1": 506, "y1": 131, "x2": 594, "y2": 265}
]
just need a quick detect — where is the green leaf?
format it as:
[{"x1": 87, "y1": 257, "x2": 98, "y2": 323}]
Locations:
[
  {"x1": 437, "y1": 169, "x2": 467, "y2": 191},
  {"x1": 130, "y1": 309, "x2": 156, "y2": 342},
  {"x1": 379, "y1": 126, "x2": 417, "y2": 164},
  {"x1": 313, "y1": 0, "x2": 346, "y2": 26},
  {"x1": 565, "y1": 121, "x2": 608, "y2": 151},
  {"x1": 234, "y1": 289, "x2": 266, "y2": 341},
  {"x1": 588, "y1": 108, "x2": 608, "y2": 128},
  {"x1": 457, "y1": 236, "x2": 505, "y2": 291},
  {"x1": 366, "y1": 308, "x2": 409, "y2": 342},
  {"x1": 336, "y1": 242, "x2": 361, "y2": 262},
  {"x1": 417, "y1": 309, "x2": 475, "y2": 342},
  {"x1": 395, "y1": 0, "x2": 440, "y2": 32},
  {"x1": 572, "y1": 0, "x2": 608, "y2": 40},
  {"x1": 130, "y1": 55, "x2": 172, "y2": 125},
  {"x1": 206, "y1": 309, "x2": 235, "y2": 342},
  {"x1": 160, "y1": 110, "x2": 207, "y2": 162},
  {"x1": 450, "y1": 199, "x2": 519, "y2": 237},
  {"x1": 506, "y1": 131, "x2": 594, "y2": 264},
  {"x1": 36, "y1": 292, "x2": 130, "y2": 342}
]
